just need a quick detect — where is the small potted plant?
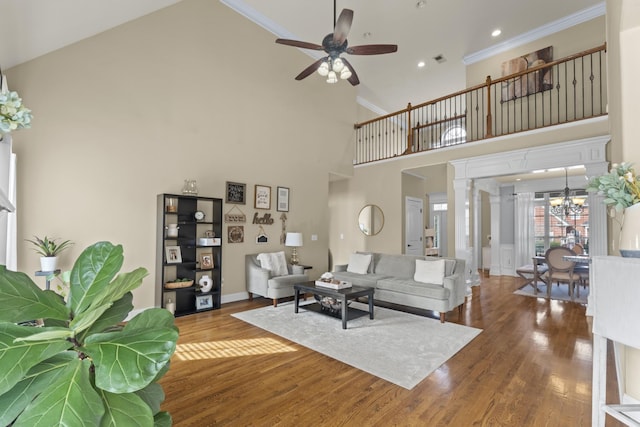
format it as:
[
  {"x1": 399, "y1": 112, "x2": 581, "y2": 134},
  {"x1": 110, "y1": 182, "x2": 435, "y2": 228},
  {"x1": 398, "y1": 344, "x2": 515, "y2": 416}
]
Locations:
[{"x1": 25, "y1": 235, "x2": 73, "y2": 272}]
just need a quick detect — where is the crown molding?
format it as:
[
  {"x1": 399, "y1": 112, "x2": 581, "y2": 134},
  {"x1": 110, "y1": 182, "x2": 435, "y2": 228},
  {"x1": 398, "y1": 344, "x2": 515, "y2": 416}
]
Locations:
[{"x1": 462, "y1": 2, "x2": 606, "y2": 65}]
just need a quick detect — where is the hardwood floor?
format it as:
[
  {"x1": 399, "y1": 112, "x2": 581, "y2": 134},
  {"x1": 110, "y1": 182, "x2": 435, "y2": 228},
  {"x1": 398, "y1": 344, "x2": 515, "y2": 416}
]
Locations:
[{"x1": 160, "y1": 274, "x2": 624, "y2": 426}]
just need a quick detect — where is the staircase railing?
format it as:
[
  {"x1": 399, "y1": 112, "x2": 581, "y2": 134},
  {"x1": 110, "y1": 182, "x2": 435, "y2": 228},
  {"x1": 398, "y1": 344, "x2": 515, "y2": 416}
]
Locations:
[{"x1": 354, "y1": 44, "x2": 607, "y2": 165}]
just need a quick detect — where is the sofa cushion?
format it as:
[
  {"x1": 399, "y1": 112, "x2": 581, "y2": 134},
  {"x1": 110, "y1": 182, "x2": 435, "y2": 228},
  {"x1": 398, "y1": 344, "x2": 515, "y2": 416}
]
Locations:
[
  {"x1": 376, "y1": 278, "x2": 449, "y2": 300},
  {"x1": 347, "y1": 253, "x2": 372, "y2": 274},
  {"x1": 331, "y1": 271, "x2": 386, "y2": 288},
  {"x1": 414, "y1": 259, "x2": 445, "y2": 285},
  {"x1": 268, "y1": 274, "x2": 307, "y2": 289},
  {"x1": 374, "y1": 254, "x2": 423, "y2": 279},
  {"x1": 257, "y1": 251, "x2": 289, "y2": 276}
]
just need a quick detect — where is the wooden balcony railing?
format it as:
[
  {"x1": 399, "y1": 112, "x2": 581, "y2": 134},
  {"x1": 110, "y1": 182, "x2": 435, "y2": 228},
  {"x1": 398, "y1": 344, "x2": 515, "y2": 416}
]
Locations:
[{"x1": 354, "y1": 44, "x2": 607, "y2": 165}]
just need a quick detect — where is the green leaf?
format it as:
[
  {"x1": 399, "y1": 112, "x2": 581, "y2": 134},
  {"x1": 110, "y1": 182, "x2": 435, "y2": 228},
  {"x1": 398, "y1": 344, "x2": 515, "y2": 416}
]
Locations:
[
  {"x1": 13, "y1": 327, "x2": 73, "y2": 342},
  {"x1": 0, "y1": 266, "x2": 70, "y2": 323},
  {"x1": 82, "y1": 292, "x2": 133, "y2": 338},
  {"x1": 0, "y1": 323, "x2": 72, "y2": 395},
  {"x1": 69, "y1": 242, "x2": 123, "y2": 316},
  {"x1": 127, "y1": 307, "x2": 179, "y2": 332},
  {"x1": 89, "y1": 267, "x2": 148, "y2": 311},
  {"x1": 135, "y1": 382, "x2": 165, "y2": 415},
  {"x1": 154, "y1": 411, "x2": 172, "y2": 427},
  {"x1": 84, "y1": 311, "x2": 178, "y2": 393},
  {"x1": 98, "y1": 389, "x2": 154, "y2": 427},
  {"x1": 14, "y1": 358, "x2": 104, "y2": 427},
  {"x1": 0, "y1": 352, "x2": 76, "y2": 426},
  {"x1": 69, "y1": 302, "x2": 113, "y2": 335}
]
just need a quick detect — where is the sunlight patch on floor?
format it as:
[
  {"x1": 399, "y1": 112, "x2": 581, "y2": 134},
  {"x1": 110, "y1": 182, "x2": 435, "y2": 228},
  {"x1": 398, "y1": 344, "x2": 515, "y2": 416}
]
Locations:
[{"x1": 175, "y1": 338, "x2": 297, "y2": 360}]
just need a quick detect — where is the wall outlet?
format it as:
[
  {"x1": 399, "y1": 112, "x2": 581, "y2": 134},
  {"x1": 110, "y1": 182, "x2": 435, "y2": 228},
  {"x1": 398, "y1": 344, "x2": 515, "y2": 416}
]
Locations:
[{"x1": 311, "y1": 234, "x2": 318, "y2": 241}]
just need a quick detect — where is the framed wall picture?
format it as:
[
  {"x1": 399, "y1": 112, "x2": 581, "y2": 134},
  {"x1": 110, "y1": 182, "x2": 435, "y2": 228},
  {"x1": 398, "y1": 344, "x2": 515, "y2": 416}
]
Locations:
[
  {"x1": 254, "y1": 185, "x2": 271, "y2": 210},
  {"x1": 195, "y1": 294, "x2": 213, "y2": 311},
  {"x1": 277, "y1": 186, "x2": 290, "y2": 212},
  {"x1": 200, "y1": 252, "x2": 214, "y2": 269},
  {"x1": 228, "y1": 225, "x2": 244, "y2": 243},
  {"x1": 226, "y1": 181, "x2": 246, "y2": 204},
  {"x1": 165, "y1": 246, "x2": 182, "y2": 264}
]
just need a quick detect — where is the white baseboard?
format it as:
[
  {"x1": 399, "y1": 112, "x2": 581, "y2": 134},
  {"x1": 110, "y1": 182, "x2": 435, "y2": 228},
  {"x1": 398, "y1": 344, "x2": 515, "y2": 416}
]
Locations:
[{"x1": 222, "y1": 292, "x2": 250, "y2": 304}]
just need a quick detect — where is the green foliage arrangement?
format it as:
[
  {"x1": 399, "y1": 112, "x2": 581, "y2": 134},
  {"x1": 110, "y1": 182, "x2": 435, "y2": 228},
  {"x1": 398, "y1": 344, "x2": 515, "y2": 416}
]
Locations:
[
  {"x1": 587, "y1": 162, "x2": 640, "y2": 212},
  {"x1": 0, "y1": 241, "x2": 179, "y2": 426},
  {"x1": 25, "y1": 235, "x2": 74, "y2": 257}
]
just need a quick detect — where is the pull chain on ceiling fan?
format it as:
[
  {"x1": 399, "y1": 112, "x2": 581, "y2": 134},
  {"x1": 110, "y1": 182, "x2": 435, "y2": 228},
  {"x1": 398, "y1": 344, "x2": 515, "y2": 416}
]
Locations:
[{"x1": 275, "y1": 0, "x2": 398, "y2": 86}]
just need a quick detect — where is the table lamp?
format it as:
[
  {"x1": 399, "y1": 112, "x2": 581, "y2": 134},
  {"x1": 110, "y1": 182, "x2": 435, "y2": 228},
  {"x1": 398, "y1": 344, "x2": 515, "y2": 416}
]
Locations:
[{"x1": 285, "y1": 232, "x2": 303, "y2": 265}]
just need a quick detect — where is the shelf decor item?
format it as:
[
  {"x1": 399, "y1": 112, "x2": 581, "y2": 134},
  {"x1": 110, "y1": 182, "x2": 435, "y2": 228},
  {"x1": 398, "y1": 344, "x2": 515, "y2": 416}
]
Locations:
[
  {"x1": 200, "y1": 252, "x2": 214, "y2": 269},
  {"x1": 198, "y1": 274, "x2": 213, "y2": 292},
  {"x1": 0, "y1": 241, "x2": 178, "y2": 425},
  {"x1": 165, "y1": 278, "x2": 193, "y2": 289},
  {"x1": 195, "y1": 294, "x2": 213, "y2": 310},
  {"x1": 165, "y1": 245, "x2": 182, "y2": 263},
  {"x1": 181, "y1": 179, "x2": 198, "y2": 195},
  {"x1": 254, "y1": 185, "x2": 271, "y2": 210},
  {"x1": 25, "y1": 235, "x2": 74, "y2": 272}
]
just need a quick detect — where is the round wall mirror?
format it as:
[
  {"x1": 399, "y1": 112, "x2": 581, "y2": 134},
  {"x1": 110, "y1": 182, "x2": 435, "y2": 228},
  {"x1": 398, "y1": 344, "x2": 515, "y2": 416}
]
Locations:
[{"x1": 358, "y1": 205, "x2": 384, "y2": 236}]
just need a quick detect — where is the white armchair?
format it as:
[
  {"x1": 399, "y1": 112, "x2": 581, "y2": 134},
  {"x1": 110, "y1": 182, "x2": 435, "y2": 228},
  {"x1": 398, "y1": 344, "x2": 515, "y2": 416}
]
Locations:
[{"x1": 245, "y1": 253, "x2": 309, "y2": 307}]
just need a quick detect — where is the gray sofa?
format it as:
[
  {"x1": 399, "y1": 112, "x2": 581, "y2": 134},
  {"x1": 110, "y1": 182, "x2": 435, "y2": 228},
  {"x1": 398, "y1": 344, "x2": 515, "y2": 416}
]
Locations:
[
  {"x1": 332, "y1": 252, "x2": 466, "y2": 323},
  {"x1": 246, "y1": 253, "x2": 309, "y2": 307}
]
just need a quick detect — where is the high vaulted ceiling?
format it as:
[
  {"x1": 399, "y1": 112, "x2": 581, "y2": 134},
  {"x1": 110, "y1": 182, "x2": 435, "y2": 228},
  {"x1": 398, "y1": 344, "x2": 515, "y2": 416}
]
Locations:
[{"x1": 0, "y1": 0, "x2": 603, "y2": 114}]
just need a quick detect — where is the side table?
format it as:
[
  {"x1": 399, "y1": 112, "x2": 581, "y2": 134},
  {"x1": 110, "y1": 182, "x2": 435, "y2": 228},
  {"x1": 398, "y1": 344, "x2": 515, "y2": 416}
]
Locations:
[{"x1": 35, "y1": 269, "x2": 60, "y2": 290}]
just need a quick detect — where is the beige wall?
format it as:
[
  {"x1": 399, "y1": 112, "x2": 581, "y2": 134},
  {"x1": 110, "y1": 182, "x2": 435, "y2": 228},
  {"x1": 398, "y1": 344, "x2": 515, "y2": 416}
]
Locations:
[
  {"x1": 466, "y1": 16, "x2": 606, "y2": 87},
  {"x1": 7, "y1": 0, "x2": 356, "y2": 310}
]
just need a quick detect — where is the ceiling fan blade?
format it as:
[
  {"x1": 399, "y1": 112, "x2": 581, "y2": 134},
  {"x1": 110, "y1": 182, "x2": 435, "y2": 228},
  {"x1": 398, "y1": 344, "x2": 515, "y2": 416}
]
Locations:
[
  {"x1": 347, "y1": 44, "x2": 398, "y2": 55},
  {"x1": 340, "y1": 57, "x2": 360, "y2": 86},
  {"x1": 295, "y1": 57, "x2": 327, "y2": 81},
  {"x1": 276, "y1": 38, "x2": 324, "y2": 51},
  {"x1": 333, "y1": 9, "x2": 353, "y2": 45}
]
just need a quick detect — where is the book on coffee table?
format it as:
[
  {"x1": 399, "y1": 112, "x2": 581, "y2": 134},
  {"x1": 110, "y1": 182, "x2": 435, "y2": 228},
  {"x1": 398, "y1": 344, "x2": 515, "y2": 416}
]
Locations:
[{"x1": 315, "y1": 280, "x2": 352, "y2": 289}]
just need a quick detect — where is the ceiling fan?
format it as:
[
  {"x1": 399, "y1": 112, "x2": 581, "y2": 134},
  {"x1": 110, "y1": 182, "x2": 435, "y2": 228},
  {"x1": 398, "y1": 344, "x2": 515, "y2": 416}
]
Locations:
[{"x1": 275, "y1": 1, "x2": 398, "y2": 86}]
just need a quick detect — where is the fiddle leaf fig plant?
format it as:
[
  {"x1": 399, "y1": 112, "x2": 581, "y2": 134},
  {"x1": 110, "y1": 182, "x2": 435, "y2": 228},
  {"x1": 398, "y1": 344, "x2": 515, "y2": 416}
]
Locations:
[{"x1": 0, "y1": 241, "x2": 179, "y2": 426}]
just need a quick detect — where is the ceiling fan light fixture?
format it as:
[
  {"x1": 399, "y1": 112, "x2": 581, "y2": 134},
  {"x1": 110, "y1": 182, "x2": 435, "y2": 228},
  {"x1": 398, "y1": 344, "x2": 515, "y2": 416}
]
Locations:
[
  {"x1": 340, "y1": 66, "x2": 352, "y2": 80},
  {"x1": 326, "y1": 71, "x2": 338, "y2": 83},
  {"x1": 332, "y1": 57, "x2": 345, "y2": 72},
  {"x1": 317, "y1": 61, "x2": 330, "y2": 76}
]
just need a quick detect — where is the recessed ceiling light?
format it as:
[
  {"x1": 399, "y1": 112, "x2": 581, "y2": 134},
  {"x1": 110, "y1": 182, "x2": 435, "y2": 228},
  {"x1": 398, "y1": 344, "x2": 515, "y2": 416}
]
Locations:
[
  {"x1": 491, "y1": 29, "x2": 502, "y2": 37},
  {"x1": 416, "y1": 1, "x2": 426, "y2": 8},
  {"x1": 417, "y1": 61, "x2": 426, "y2": 68}
]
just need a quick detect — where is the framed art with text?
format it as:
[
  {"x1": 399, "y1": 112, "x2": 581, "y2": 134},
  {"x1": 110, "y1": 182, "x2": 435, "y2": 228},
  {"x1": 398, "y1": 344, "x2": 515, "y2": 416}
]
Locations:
[
  {"x1": 226, "y1": 181, "x2": 246, "y2": 204},
  {"x1": 277, "y1": 186, "x2": 289, "y2": 212},
  {"x1": 254, "y1": 185, "x2": 271, "y2": 210}
]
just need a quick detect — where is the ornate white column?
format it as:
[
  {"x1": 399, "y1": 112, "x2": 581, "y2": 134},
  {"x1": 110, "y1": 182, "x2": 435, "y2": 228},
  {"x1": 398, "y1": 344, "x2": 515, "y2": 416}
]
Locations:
[
  {"x1": 470, "y1": 185, "x2": 481, "y2": 286},
  {"x1": 585, "y1": 162, "x2": 610, "y2": 257},
  {"x1": 489, "y1": 194, "x2": 501, "y2": 276},
  {"x1": 453, "y1": 178, "x2": 472, "y2": 285}
]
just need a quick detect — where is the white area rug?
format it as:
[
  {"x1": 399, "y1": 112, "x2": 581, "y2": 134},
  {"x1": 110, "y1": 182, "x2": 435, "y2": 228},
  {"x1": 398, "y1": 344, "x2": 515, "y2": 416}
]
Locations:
[
  {"x1": 515, "y1": 281, "x2": 588, "y2": 304},
  {"x1": 232, "y1": 301, "x2": 481, "y2": 390}
]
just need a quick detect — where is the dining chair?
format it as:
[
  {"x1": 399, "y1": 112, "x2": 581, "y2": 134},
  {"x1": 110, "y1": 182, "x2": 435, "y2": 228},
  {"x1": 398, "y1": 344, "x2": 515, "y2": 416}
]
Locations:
[
  {"x1": 572, "y1": 243, "x2": 584, "y2": 254},
  {"x1": 543, "y1": 247, "x2": 582, "y2": 299}
]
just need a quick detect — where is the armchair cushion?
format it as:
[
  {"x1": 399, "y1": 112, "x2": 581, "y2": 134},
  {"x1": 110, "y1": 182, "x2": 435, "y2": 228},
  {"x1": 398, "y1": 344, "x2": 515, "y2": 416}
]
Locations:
[{"x1": 257, "y1": 251, "x2": 288, "y2": 276}]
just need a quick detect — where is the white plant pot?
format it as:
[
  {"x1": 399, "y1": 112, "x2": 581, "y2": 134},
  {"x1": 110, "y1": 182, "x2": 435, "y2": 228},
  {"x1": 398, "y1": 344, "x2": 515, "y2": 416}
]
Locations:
[
  {"x1": 620, "y1": 203, "x2": 640, "y2": 257},
  {"x1": 40, "y1": 256, "x2": 58, "y2": 272}
]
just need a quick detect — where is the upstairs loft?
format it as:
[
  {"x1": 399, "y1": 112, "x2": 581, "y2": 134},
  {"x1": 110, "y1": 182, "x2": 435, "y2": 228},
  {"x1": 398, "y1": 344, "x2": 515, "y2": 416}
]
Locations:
[{"x1": 353, "y1": 44, "x2": 607, "y2": 165}]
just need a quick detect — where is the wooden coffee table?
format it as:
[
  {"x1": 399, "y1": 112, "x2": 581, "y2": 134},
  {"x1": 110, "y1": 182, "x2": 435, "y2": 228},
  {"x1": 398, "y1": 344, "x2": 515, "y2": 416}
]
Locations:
[{"x1": 293, "y1": 282, "x2": 374, "y2": 329}]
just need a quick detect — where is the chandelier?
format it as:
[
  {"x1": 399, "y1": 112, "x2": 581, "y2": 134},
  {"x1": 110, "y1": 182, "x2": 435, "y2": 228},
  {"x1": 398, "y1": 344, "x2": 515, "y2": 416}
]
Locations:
[{"x1": 549, "y1": 168, "x2": 585, "y2": 217}]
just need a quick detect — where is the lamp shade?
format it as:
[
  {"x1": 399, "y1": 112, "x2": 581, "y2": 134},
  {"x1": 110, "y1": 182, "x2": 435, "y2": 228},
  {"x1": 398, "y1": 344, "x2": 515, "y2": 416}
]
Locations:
[{"x1": 285, "y1": 232, "x2": 303, "y2": 247}]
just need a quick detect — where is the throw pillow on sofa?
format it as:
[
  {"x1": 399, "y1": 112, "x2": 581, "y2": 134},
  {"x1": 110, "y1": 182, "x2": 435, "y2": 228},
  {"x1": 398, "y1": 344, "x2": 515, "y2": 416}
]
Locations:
[
  {"x1": 346, "y1": 253, "x2": 372, "y2": 274},
  {"x1": 257, "y1": 251, "x2": 289, "y2": 276},
  {"x1": 414, "y1": 259, "x2": 445, "y2": 285}
]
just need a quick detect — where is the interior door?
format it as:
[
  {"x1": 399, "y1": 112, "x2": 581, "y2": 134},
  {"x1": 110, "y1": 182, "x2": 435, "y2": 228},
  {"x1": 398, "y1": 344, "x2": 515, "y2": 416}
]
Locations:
[{"x1": 405, "y1": 197, "x2": 424, "y2": 255}]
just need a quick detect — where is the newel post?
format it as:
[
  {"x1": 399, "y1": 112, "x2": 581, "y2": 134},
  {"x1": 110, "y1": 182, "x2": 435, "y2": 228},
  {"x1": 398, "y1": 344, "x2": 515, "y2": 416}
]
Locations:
[
  {"x1": 485, "y1": 76, "x2": 493, "y2": 138},
  {"x1": 405, "y1": 103, "x2": 413, "y2": 154}
]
